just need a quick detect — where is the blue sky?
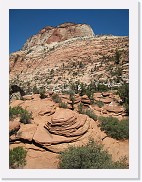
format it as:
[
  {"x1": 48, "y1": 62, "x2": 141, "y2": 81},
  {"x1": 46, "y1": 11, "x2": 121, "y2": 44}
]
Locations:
[{"x1": 9, "y1": 9, "x2": 129, "y2": 53}]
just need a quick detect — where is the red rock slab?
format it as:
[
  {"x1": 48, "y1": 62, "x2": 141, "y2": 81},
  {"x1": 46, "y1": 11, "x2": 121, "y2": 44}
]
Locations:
[
  {"x1": 99, "y1": 97, "x2": 112, "y2": 104},
  {"x1": 48, "y1": 115, "x2": 77, "y2": 128},
  {"x1": 81, "y1": 95, "x2": 89, "y2": 99},
  {"x1": 9, "y1": 117, "x2": 21, "y2": 132},
  {"x1": 31, "y1": 94, "x2": 41, "y2": 100},
  {"x1": 81, "y1": 99, "x2": 91, "y2": 104},
  {"x1": 94, "y1": 93, "x2": 102, "y2": 98},
  {"x1": 24, "y1": 149, "x2": 59, "y2": 169},
  {"x1": 33, "y1": 125, "x2": 81, "y2": 146},
  {"x1": 51, "y1": 108, "x2": 76, "y2": 124},
  {"x1": 102, "y1": 137, "x2": 129, "y2": 162},
  {"x1": 22, "y1": 95, "x2": 33, "y2": 100},
  {"x1": 104, "y1": 105, "x2": 124, "y2": 113},
  {"x1": 16, "y1": 124, "x2": 37, "y2": 141},
  {"x1": 10, "y1": 100, "x2": 24, "y2": 108},
  {"x1": 92, "y1": 105, "x2": 102, "y2": 112},
  {"x1": 38, "y1": 106, "x2": 56, "y2": 116}
]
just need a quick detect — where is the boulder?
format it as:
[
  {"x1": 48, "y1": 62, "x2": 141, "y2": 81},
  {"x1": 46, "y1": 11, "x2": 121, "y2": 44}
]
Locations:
[
  {"x1": 9, "y1": 118, "x2": 21, "y2": 133},
  {"x1": 10, "y1": 92, "x2": 22, "y2": 101},
  {"x1": 16, "y1": 124, "x2": 37, "y2": 141}
]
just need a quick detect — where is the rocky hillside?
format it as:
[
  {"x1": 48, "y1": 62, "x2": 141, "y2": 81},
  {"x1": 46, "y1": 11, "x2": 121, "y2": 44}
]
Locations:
[
  {"x1": 9, "y1": 22, "x2": 129, "y2": 169},
  {"x1": 9, "y1": 22, "x2": 129, "y2": 94}
]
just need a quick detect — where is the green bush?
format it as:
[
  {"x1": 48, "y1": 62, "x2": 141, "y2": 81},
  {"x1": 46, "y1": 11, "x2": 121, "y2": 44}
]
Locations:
[
  {"x1": 78, "y1": 103, "x2": 84, "y2": 113},
  {"x1": 78, "y1": 107, "x2": 97, "y2": 121},
  {"x1": 115, "y1": 50, "x2": 121, "y2": 64},
  {"x1": 84, "y1": 109, "x2": 97, "y2": 121},
  {"x1": 9, "y1": 147, "x2": 27, "y2": 169},
  {"x1": 52, "y1": 93, "x2": 61, "y2": 103},
  {"x1": 95, "y1": 100, "x2": 104, "y2": 108},
  {"x1": 9, "y1": 106, "x2": 32, "y2": 124},
  {"x1": 59, "y1": 139, "x2": 128, "y2": 169},
  {"x1": 96, "y1": 83, "x2": 109, "y2": 92},
  {"x1": 117, "y1": 83, "x2": 129, "y2": 114},
  {"x1": 69, "y1": 90, "x2": 75, "y2": 110},
  {"x1": 98, "y1": 116, "x2": 129, "y2": 140},
  {"x1": 33, "y1": 86, "x2": 46, "y2": 99},
  {"x1": 32, "y1": 85, "x2": 39, "y2": 94},
  {"x1": 39, "y1": 87, "x2": 46, "y2": 99},
  {"x1": 59, "y1": 102, "x2": 68, "y2": 108}
]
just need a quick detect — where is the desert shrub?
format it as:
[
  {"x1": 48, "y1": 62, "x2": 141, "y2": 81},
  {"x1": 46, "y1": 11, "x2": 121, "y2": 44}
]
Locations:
[
  {"x1": 32, "y1": 85, "x2": 39, "y2": 94},
  {"x1": 27, "y1": 49, "x2": 32, "y2": 54},
  {"x1": 50, "y1": 69, "x2": 54, "y2": 75},
  {"x1": 69, "y1": 81, "x2": 110, "y2": 100},
  {"x1": 96, "y1": 83, "x2": 109, "y2": 92},
  {"x1": 78, "y1": 107, "x2": 97, "y2": 121},
  {"x1": 9, "y1": 106, "x2": 32, "y2": 124},
  {"x1": 78, "y1": 103, "x2": 84, "y2": 113},
  {"x1": 98, "y1": 116, "x2": 129, "y2": 140},
  {"x1": 95, "y1": 100, "x2": 104, "y2": 108},
  {"x1": 115, "y1": 50, "x2": 121, "y2": 64},
  {"x1": 84, "y1": 109, "x2": 97, "y2": 121},
  {"x1": 39, "y1": 87, "x2": 46, "y2": 99},
  {"x1": 9, "y1": 128, "x2": 18, "y2": 136},
  {"x1": 52, "y1": 93, "x2": 61, "y2": 103},
  {"x1": 69, "y1": 90, "x2": 75, "y2": 110},
  {"x1": 59, "y1": 139, "x2": 128, "y2": 169},
  {"x1": 20, "y1": 110, "x2": 32, "y2": 124},
  {"x1": 59, "y1": 102, "x2": 68, "y2": 108},
  {"x1": 33, "y1": 86, "x2": 46, "y2": 99},
  {"x1": 9, "y1": 147, "x2": 27, "y2": 169},
  {"x1": 79, "y1": 61, "x2": 84, "y2": 68},
  {"x1": 117, "y1": 83, "x2": 129, "y2": 114}
]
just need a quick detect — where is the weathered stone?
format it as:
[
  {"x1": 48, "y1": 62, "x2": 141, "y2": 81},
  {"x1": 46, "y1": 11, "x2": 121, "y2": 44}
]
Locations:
[
  {"x1": 16, "y1": 124, "x2": 37, "y2": 141},
  {"x1": 9, "y1": 118, "x2": 21, "y2": 133},
  {"x1": 102, "y1": 92, "x2": 110, "y2": 97},
  {"x1": 22, "y1": 95, "x2": 32, "y2": 100},
  {"x1": 10, "y1": 92, "x2": 21, "y2": 101},
  {"x1": 81, "y1": 95, "x2": 91, "y2": 104},
  {"x1": 94, "y1": 93, "x2": 102, "y2": 98},
  {"x1": 100, "y1": 97, "x2": 112, "y2": 104},
  {"x1": 105, "y1": 105, "x2": 124, "y2": 113}
]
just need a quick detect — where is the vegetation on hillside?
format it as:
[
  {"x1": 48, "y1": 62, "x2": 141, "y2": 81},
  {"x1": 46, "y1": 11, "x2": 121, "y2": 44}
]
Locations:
[
  {"x1": 117, "y1": 83, "x2": 129, "y2": 114},
  {"x1": 98, "y1": 116, "x2": 129, "y2": 140},
  {"x1": 59, "y1": 139, "x2": 128, "y2": 169},
  {"x1": 78, "y1": 103, "x2": 97, "y2": 121},
  {"x1": 9, "y1": 147, "x2": 27, "y2": 169},
  {"x1": 9, "y1": 106, "x2": 32, "y2": 124}
]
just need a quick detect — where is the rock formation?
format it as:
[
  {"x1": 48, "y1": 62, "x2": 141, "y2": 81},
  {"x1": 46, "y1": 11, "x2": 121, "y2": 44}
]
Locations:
[
  {"x1": 9, "y1": 22, "x2": 129, "y2": 169},
  {"x1": 22, "y1": 23, "x2": 94, "y2": 50}
]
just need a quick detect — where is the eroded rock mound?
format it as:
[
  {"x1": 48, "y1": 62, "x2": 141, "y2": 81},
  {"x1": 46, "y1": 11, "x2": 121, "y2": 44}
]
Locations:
[
  {"x1": 22, "y1": 23, "x2": 95, "y2": 50},
  {"x1": 45, "y1": 109, "x2": 89, "y2": 137}
]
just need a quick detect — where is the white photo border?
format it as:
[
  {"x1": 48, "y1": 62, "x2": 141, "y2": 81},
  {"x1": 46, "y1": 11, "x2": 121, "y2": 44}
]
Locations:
[{"x1": 0, "y1": 0, "x2": 139, "y2": 179}]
